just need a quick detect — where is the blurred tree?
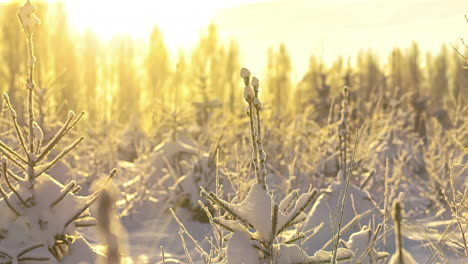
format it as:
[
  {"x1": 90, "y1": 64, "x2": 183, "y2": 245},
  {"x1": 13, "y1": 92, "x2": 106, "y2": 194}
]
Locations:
[
  {"x1": 328, "y1": 55, "x2": 344, "y2": 92},
  {"x1": 266, "y1": 43, "x2": 292, "y2": 116},
  {"x1": 298, "y1": 55, "x2": 325, "y2": 96},
  {"x1": 145, "y1": 26, "x2": 171, "y2": 108},
  {"x1": 50, "y1": 2, "x2": 79, "y2": 115},
  {"x1": 389, "y1": 47, "x2": 405, "y2": 93},
  {"x1": 429, "y1": 45, "x2": 449, "y2": 105},
  {"x1": 357, "y1": 49, "x2": 382, "y2": 99},
  {"x1": 425, "y1": 52, "x2": 434, "y2": 93},
  {"x1": 0, "y1": 3, "x2": 26, "y2": 112},
  {"x1": 173, "y1": 51, "x2": 187, "y2": 110},
  {"x1": 111, "y1": 34, "x2": 139, "y2": 123},
  {"x1": 191, "y1": 24, "x2": 226, "y2": 102},
  {"x1": 405, "y1": 42, "x2": 422, "y2": 93},
  {"x1": 81, "y1": 29, "x2": 99, "y2": 120},
  {"x1": 225, "y1": 39, "x2": 240, "y2": 113},
  {"x1": 451, "y1": 45, "x2": 468, "y2": 105},
  {"x1": 295, "y1": 55, "x2": 332, "y2": 122},
  {"x1": 342, "y1": 58, "x2": 354, "y2": 89}
]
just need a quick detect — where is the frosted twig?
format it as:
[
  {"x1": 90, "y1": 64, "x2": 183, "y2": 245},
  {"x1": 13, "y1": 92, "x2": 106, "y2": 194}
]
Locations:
[
  {"x1": 71, "y1": 185, "x2": 81, "y2": 194},
  {"x1": 179, "y1": 231, "x2": 195, "y2": 264},
  {"x1": 252, "y1": 77, "x2": 267, "y2": 188},
  {"x1": 0, "y1": 139, "x2": 28, "y2": 164},
  {"x1": 282, "y1": 233, "x2": 306, "y2": 244},
  {"x1": 7, "y1": 169, "x2": 25, "y2": 182},
  {"x1": 34, "y1": 111, "x2": 76, "y2": 165},
  {"x1": 331, "y1": 130, "x2": 358, "y2": 264},
  {"x1": 63, "y1": 110, "x2": 85, "y2": 135},
  {"x1": 17, "y1": 244, "x2": 44, "y2": 259},
  {"x1": 248, "y1": 102, "x2": 260, "y2": 183},
  {"x1": 17, "y1": 257, "x2": 50, "y2": 262},
  {"x1": 35, "y1": 136, "x2": 84, "y2": 178},
  {"x1": 0, "y1": 160, "x2": 20, "y2": 216},
  {"x1": 170, "y1": 208, "x2": 208, "y2": 260},
  {"x1": 200, "y1": 189, "x2": 252, "y2": 229},
  {"x1": 64, "y1": 169, "x2": 117, "y2": 228},
  {"x1": 276, "y1": 189, "x2": 319, "y2": 235},
  {"x1": 1, "y1": 158, "x2": 29, "y2": 207},
  {"x1": 74, "y1": 217, "x2": 98, "y2": 228},
  {"x1": 271, "y1": 201, "x2": 279, "y2": 247},
  {"x1": 3, "y1": 95, "x2": 29, "y2": 156},
  {"x1": 50, "y1": 181, "x2": 77, "y2": 208},
  {"x1": 242, "y1": 68, "x2": 261, "y2": 185},
  {"x1": 450, "y1": 42, "x2": 467, "y2": 61}
]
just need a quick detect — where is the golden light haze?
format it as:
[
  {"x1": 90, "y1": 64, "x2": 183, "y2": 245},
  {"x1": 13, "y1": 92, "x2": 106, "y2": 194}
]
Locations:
[
  {"x1": 70, "y1": 0, "x2": 467, "y2": 78},
  {"x1": 1, "y1": 0, "x2": 467, "y2": 77}
]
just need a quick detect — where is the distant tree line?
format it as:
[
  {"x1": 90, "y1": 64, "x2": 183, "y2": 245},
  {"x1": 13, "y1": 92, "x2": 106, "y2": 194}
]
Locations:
[{"x1": 0, "y1": 2, "x2": 466, "y2": 131}]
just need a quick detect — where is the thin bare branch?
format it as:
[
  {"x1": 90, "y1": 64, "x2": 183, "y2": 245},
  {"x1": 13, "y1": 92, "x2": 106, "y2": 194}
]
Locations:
[
  {"x1": 35, "y1": 136, "x2": 84, "y2": 178},
  {"x1": 34, "y1": 111, "x2": 75, "y2": 165},
  {"x1": 64, "y1": 169, "x2": 117, "y2": 228},
  {"x1": 3, "y1": 94, "x2": 29, "y2": 156},
  {"x1": 1, "y1": 158, "x2": 29, "y2": 207},
  {"x1": 0, "y1": 140, "x2": 27, "y2": 164}
]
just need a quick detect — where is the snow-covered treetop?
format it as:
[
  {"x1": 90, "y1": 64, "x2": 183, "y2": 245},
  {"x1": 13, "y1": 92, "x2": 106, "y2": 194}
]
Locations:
[
  {"x1": 240, "y1": 67, "x2": 251, "y2": 79},
  {"x1": 18, "y1": 0, "x2": 41, "y2": 34}
]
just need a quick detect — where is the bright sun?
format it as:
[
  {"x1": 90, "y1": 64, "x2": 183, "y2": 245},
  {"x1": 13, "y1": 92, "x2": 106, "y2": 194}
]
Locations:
[
  {"x1": 61, "y1": 0, "x2": 268, "y2": 47},
  {"x1": 1, "y1": 0, "x2": 269, "y2": 53}
]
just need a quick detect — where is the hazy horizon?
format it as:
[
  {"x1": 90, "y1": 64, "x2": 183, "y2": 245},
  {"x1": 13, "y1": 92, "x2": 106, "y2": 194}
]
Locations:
[
  {"x1": 211, "y1": 0, "x2": 467, "y2": 78},
  {"x1": 1, "y1": 0, "x2": 467, "y2": 79}
]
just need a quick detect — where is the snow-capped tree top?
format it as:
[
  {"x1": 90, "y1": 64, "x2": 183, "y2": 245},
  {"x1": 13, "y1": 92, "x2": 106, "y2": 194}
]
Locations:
[
  {"x1": 19, "y1": 0, "x2": 36, "y2": 15},
  {"x1": 68, "y1": 110, "x2": 75, "y2": 119},
  {"x1": 240, "y1": 67, "x2": 251, "y2": 79},
  {"x1": 18, "y1": 0, "x2": 40, "y2": 34}
]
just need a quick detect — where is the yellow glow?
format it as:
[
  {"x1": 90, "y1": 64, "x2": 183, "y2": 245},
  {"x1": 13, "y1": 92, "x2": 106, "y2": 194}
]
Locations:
[
  {"x1": 61, "y1": 0, "x2": 269, "y2": 46},
  {"x1": 0, "y1": 0, "x2": 271, "y2": 46}
]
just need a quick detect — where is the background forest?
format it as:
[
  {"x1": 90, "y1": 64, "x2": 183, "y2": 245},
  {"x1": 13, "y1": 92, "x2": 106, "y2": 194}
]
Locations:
[{"x1": 1, "y1": 2, "x2": 466, "y2": 130}]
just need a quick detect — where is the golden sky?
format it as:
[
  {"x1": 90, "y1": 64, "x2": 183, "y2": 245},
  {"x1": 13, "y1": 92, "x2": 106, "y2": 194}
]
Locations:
[{"x1": 2, "y1": 0, "x2": 467, "y2": 77}]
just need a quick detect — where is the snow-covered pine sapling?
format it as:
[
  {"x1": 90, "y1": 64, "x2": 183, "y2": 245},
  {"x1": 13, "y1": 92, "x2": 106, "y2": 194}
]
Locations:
[
  {"x1": 0, "y1": 1, "x2": 118, "y2": 263},
  {"x1": 200, "y1": 68, "x2": 354, "y2": 263}
]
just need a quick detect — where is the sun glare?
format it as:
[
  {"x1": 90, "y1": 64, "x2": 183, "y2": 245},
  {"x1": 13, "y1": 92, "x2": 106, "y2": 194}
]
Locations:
[
  {"x1": 2, "y1": 0, "x2": 395, "y2": 51},
  {"x1": 61, "y1": 0, "x2": 269, "y2": 47}
]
